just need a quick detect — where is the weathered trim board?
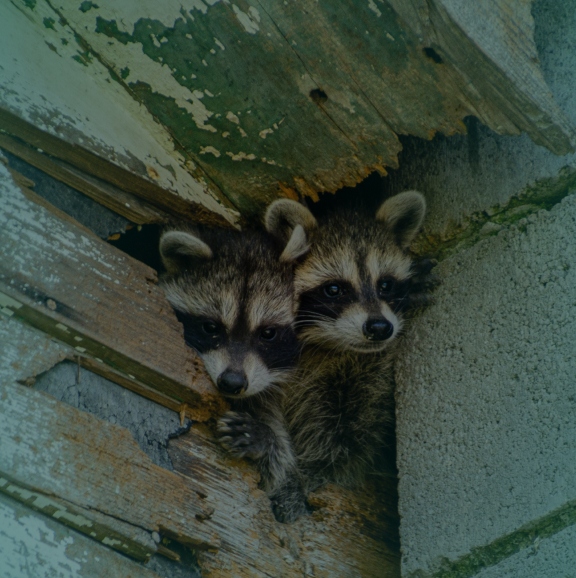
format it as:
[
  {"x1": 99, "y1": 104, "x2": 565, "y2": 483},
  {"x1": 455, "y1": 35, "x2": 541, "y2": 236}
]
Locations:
[
  {"x1": 0, "y1": 161, "x2": 226, "y2": 421},
  {"x1": 1, "y1": 0, "x2": 574, "y2": 220}
]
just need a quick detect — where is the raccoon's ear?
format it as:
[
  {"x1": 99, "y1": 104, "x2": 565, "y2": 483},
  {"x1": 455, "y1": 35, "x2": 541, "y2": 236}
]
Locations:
[
  {"x1": 159, "y1": 230, "x2": 213, "y2": 273},
  {"x1": 265, "y1": 199, "x2": 317, "y2": 262},
  {"x1": 376, "y1": 191, "x2": 426, "y2": 248},
  {"x1": 280, "y1": 224, "x2": 309, "y2": 263},
  {"x1": 265, "y1": 199, "x2": 317, "y2": 241}
]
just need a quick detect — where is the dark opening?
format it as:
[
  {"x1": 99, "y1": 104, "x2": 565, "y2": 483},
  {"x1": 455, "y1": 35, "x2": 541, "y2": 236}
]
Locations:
[
  {"x1": 309, "y1": 88, "x2": 328, "y2": 104},
  {"x1": 423, "y1": 46, "x2": 443, "y2": 64}
]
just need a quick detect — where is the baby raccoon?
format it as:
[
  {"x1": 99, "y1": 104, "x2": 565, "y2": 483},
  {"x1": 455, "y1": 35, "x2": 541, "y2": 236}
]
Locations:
[
  {"x1": 159, "y1": 224, "x2": 310, "y2": 516},
  {"x1": 263, "y1": 191, "x2": 434, "y2": 515}
]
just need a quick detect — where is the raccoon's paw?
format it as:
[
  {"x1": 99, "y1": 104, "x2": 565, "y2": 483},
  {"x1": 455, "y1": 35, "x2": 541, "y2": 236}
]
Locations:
[
  {"x1": 270, "y1": 486, "x2": 311, "y2": 524},
  {"x1": 217, "y1": 411, "x2": 274, "y2": 460},
  {"x1": 403, "y1": 257, "x2": 441, "y2": 314},
  {"x1": 410, "y1": 257, "x2": 441, "y2": 291}
]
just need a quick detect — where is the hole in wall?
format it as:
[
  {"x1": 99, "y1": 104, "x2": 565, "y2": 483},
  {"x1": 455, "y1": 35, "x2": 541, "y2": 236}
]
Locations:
[
  {"x1": 423, "y1": 46, "x2": 443, "y2": 64},
  {"x1": 309, "y1": 88, "x2": 328, "y2": 104},
  {"x1": 108, "y1": 223, "x2": 164, "y2": 272}
]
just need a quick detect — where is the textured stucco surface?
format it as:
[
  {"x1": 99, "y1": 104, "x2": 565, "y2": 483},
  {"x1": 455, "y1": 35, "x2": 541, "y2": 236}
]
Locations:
[
  {"x1": 396, "y1": 193, "x2": 576, "y2": 576},
  {"x1": 394, "y1": 2, "x2": 576, "y2": 575}
]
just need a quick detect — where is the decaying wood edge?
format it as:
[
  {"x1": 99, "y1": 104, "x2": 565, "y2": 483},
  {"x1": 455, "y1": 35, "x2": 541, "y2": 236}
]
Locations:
[
  {"x1": 170, "y1": 425, "x2": 401, "y2": 578},
  {"x1": 0, "y1": 473, "x2": 157, "y2": 562},
  {"x1": 0, "y1": 106, "x2": 236, "y2": 227},
  {"x1": 0, "y1": 284, "x2": 200, "y2": 405},
  {"x1": 0, "y1": 379, "x2": 222, "y2": 554},
  {"x1": 0, "y1": 133, "x2": 171, "y2": 225}
]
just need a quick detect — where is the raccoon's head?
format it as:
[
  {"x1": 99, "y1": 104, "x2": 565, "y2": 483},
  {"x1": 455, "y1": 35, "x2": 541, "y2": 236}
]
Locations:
[
  {"x1": 159, "y1": 225, "x2": 309, "y2": 398},
  {"x1": 265, "y1": 191, "x2": 426, "y2": 353}
]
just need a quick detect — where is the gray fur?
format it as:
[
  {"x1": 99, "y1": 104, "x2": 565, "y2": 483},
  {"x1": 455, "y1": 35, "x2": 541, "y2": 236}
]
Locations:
[
  {"x1": 262, "y1": 192, "x2": 435, "y2": 521},
  {"x1": 159, "y1": 224, "x2": 307, "y2": 522}
]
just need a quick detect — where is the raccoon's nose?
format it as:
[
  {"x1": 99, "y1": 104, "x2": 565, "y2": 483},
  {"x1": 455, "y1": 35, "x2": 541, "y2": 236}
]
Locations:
[
  {"x1": 217, "y1": 370, "x2": 248, "y2": 395},
  {"x1": 363, "y1": 318, "x2": 394, "y2": 341}
]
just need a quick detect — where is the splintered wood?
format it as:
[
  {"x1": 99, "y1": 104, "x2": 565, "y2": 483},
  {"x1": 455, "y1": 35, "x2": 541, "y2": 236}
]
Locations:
[
  {"x1": 0, "y1": 0, "x2": 573, "y2": 219},
  {"x1": 170, "y1": 425, "x2": 400, "y2": 577}
]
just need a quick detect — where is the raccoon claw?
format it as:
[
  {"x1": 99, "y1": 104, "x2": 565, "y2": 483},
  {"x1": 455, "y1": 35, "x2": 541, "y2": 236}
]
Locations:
[
  {"x1": 412, "y1": 257, "x2": 438, "y2": 276},
  {"x1": 217, "y1": 411, "x2": 274, "y2": 459}
]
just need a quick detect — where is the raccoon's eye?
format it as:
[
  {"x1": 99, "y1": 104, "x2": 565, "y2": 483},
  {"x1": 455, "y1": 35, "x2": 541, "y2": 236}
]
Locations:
[
  {"x1": 202, "y1": 321, "x2": 221, "y2": 335},
  {"x1": 378, "y1": 277, "x2": 397, "y2": 298},
  {"x1": 260, "y1": 327, "x2": 277, "y2": 341},
  {"x1": 323, "y1": 283, "x2": 343, "y2": 298}
]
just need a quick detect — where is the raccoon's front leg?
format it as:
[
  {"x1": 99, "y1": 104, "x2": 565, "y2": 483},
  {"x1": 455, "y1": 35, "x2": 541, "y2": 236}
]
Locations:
[
  {"x1": 217, "y1": 411, "x2": 309, "y2": 523},
  {"x1": 217, "y1": 411, "x2": 275, "y2": 461}
]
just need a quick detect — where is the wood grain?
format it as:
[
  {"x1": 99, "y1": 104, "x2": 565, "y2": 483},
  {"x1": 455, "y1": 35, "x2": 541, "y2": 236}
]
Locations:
[
  {"x1": 170, "y1": 425, "x2": 400, "y2": 578},
  {"x1": 0, "y1": 380, "x2": 220, "y2": 552},
  {"x1": 0, "y1": 162, "x2": 226, "y2": 419}
]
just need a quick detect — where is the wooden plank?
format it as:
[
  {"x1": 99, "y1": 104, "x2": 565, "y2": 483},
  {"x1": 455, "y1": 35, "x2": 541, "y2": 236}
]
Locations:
[
  {"x1": 17, "y1": 0, "x2": 571, "y2": 217},
  {"x1": 390, "y1": 0, "x2": 576, "y2": 155},
  {"x1": 0, "y1": 494, "x2": 163, "y2": 578},
  {"x1": 0, "y1": 162, "x2": 226, "y2": 420},
  {"x1": 0, "y1": 1, "x2": 237, "y2": 226},
  {"x1": 170, "y1": 425, "x2": 400, "y2": 578},
  {"x1": 0, "y1": 475, "x2": 157, "y2": 562},
  {"x1": 0, "y1": 313, "x2": 205, "y2": 423},
  {"x1": 0, "y1": 314, "x2": 69, "y2": 385},
  {"x1": 0, "y1": 134, "x2": 170, "y2": 225},
  {"x1": 0, "y1": 380, "x2": 220, "y2": 552}
]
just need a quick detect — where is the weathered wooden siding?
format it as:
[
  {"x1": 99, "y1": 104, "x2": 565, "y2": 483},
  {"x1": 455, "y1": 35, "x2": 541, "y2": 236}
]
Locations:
[
  {"x1": 0, "y1": 494, "x2": 162, "y2": 578},
  {"x1": 1, "y1": 0, "x2": 573, "y2": 221},
  {"x1": 0, "y1": 161, "x2": 226, "y2": 420}
]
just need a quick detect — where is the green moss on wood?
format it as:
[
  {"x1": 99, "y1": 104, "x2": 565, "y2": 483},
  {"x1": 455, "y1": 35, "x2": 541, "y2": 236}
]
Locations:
[{"x1": 43, "y1": 17, "x2": 56, "y2": 30}]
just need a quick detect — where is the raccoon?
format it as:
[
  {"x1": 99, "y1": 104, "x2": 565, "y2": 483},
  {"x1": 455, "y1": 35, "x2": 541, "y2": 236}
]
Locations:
[
  {"x1": 264, "y1": 191, "x2": 434, "y2": 515},
  {"x1": 159, "y1": 224, "x2": 311, "y2": 519}
]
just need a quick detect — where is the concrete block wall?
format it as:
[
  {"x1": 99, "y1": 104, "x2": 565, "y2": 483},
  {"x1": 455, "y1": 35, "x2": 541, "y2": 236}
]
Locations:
[{"x1": 392, "y1": 0, "x2": 576, "y2": 576}]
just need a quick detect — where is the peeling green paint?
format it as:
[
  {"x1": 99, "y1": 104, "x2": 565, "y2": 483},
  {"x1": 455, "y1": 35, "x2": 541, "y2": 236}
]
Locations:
[
  {"x1": 87, "y1": 4, "x2": 434, "y2": 216},
  {"x1": 43, "y1": 17, "x2": 56, "y2": 30},
  {"x1": 406, "y1": 498, "x2": 576, "y2": 578},
  {"x1": 79, "y1": 1, "x2": 99, "y2": 13},
  {"x1": 415, "y1": 167, "x2": 576, "y2": 260},
  {"x1": 0, "y1": 474, "x2": 154, "y2": 561},
  {"x1": 72, "y1": 50, "x2": 93, "y2": 66}
]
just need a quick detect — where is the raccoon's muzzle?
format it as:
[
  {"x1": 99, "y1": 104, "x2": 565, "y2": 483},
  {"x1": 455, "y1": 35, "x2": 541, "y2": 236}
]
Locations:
[
  {"x1": 217, "y1": 369, "x2": 248, "y2": 396},
  {"x1": 363, "y1": 317, "x2": 394, "y2": 341}
]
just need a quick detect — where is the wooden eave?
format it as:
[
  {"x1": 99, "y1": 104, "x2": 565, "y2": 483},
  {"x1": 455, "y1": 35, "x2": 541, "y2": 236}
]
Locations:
[{"x1": 1, "y1": 0, "x2": 574, "y2": 225}]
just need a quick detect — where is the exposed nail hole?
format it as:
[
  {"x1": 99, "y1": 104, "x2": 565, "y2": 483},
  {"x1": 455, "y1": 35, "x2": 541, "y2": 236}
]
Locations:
[
  {"x1": 423, "y1": 47, "x2": 443, "y2": 64},
  {"x1": 309, "y1": 88, "x2": 328, "y2": 104}
]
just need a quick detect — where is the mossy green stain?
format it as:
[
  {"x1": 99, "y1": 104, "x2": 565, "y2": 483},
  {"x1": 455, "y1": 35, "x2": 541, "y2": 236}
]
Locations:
[
  {"x1": 23, "y1": 0, "x2": 36, "y2": 9},
  {"x1": 79, "y1": 1, "x2": 99, "y2": 13},
  {"x1": 43, "y1": 17, "x2": 56, "y2": 30},
  {"x1": 72, "y1": 50, "x2": 92, "y2": 66},
  {"x1": 406, "y1": 498, "x2": 576, "y2": 578},
  {"x1": 120, "y1": 67, "x2": 130, "y2": 80},
  {"x1": 415, "y1": 167, "x2": 576, "y2": 260}
]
